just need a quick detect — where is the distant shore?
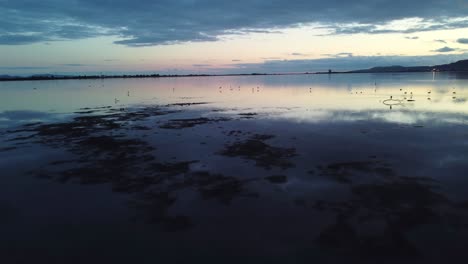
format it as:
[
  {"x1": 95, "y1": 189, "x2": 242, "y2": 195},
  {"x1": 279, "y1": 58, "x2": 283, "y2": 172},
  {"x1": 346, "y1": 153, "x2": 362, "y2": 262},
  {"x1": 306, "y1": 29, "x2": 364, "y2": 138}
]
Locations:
[
  {"x1": 1, "y1": 59, "x2": 467, "y2": 82},
  {"x1": 1, "y1": 70, "x2": 467, "y2": 82},
  {"x1": 0, "y1": 72, "x2": 311, "y2": 82}
]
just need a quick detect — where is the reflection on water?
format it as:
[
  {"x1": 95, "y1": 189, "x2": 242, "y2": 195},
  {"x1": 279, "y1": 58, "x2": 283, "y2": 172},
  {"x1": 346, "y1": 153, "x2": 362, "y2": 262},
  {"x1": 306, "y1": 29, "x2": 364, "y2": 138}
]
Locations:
[
  {"x1": 1, "y1": 72, "x2": 468, "y2": 263},
  {"x1": 1, "y1": 72, "x2": 467, "y2": 123}
]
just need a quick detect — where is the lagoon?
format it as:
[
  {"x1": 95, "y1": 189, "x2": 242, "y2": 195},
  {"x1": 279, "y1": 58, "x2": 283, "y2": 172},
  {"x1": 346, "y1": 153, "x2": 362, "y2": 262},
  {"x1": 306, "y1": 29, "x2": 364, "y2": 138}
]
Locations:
[{"x1": 1, "y1": 72, "x2": 468, "y2": 263}]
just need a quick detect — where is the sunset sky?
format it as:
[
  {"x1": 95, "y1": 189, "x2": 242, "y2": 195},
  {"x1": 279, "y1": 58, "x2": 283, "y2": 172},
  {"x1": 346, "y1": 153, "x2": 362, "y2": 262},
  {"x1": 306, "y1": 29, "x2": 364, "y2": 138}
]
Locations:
[{"x1": 1, "y1": 0, "x2": 467, "y2": 75}]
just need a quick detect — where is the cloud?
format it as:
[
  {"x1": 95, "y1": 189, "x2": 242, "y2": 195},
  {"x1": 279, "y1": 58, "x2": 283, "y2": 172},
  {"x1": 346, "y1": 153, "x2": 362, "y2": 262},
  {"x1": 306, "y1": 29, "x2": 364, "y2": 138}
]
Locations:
[
  {"x1": 58, "y1": 64, "x2": 90, "y2": 67},
  {"x1": 327, "y1": 17, "x2": 468, "y2": 35},
  {"x1": 291, "y1": 53, "x2": 308, "y2": 56},
  {"x1": 322, "y1": 52, "x2": 354, "y2": 58},
  {"x1": 0, "y1": 66, "x2": 53, "y2": 70},
  {"x1": 261, "y1": 57, "x2": 282, "y2": 60},
  {"x1": 435, "y1": 39, "x2": 447, "y2": 43},
  {"x1": 0, "y1": 34, "x2": 47, "y2": 45},
  {"x1": 457, "y1": 38, "x2": 468, "y2": 44},
  {"x1": 0, "y1": 1, "x2": 467, "y2": 46},
  {"x1": 192, "y1": 64, "x2": 211, "y2": 67},
  {"x1": 432, "y1": 46, "x2": 457, "y2": 52},
  {"x1": 405, "y1": 36, "x2": 419, "y2": 40}
]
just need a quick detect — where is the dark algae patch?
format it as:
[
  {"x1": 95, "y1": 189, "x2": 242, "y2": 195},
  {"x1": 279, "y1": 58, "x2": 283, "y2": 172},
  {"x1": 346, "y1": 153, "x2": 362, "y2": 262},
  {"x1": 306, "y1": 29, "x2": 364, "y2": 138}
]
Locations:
[
  {"x1": 313, "y1": 175, "x2": 468, "y2": 262},
  {"x1": 185, "y1": 171, "x2": 257, "y2": 204},
  {"x1": 239, "y1": 112, "x2": 258, "y2": 119},
  {"x1": 351, "y1": 178, "x2": 447, "y2": 211},
  {"x1": 3, "y1": 104, "x2": 262, "y2": 231},
  {"x1": 3, "y1": 106, "x2": 178, "y2": 145},
  {"x1": 265, "y1": 175, "x2": 288, "y2": 184},
  {"x1": 78, "y1": 135, "x2": 147, "y2": 152},
  {"x1": 4, "y1": 101, "x2": 468, "y2": 262},
  {"x1": 318, "y1": 160, "x2": 395, "y2": 183},
  {"x1": 317, "y1": 214, "x2": 419, "y2": 261},
  {"x1": 220, "y1": 134, "x2": 296, "y2": 169},
  {"x1": 0, "y1": 146, "x2": 17, "y2": 152},
  {"x1": 160, "y1": 117, "x2": 231, "y2": 129},
  {"x1": 166, "y1": 102, "x2": 210, "y2": 107}
]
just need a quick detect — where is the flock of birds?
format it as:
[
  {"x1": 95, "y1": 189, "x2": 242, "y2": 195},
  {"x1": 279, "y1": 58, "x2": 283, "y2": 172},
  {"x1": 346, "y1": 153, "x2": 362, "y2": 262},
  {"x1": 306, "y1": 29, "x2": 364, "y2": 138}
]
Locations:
[
  {"x1": 216, "y1": 85, "x2": 261, "y2": 93},
  {"x1": 106, "y1": 83, "x2": 464, "y2": 107},
  {"x1": 30, "y1": 80, "x2": 462, "y2": 109},
  {"x1": 346, "y1": 82, "x2": 461, "y2": 104}
]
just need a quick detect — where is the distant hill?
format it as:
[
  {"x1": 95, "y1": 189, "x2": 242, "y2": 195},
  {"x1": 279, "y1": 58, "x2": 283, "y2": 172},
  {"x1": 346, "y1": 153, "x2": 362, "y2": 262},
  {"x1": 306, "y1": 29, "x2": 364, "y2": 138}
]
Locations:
[
  {"x1": 349, "y1": 59, "x2": 468, "y2": 73},
  {"x1": 432, "y1": 59, "x2": 468, "y2": 71}
]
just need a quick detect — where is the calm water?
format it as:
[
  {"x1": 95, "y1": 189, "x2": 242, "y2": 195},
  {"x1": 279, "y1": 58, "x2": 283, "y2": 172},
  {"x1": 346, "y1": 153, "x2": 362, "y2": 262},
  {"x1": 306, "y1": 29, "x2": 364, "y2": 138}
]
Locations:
[
  {"x1": 1, "y1": 72, "x2": 468, "y2": 263},
  {"x1": 1, "y1": 72, "x2": 468, "y2": 127}
]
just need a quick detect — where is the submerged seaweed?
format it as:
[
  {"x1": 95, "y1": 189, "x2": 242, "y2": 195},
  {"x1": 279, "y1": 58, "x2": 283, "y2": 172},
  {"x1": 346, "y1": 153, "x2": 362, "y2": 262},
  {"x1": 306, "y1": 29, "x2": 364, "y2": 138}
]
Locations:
[
  {"x1": 160, "y1": 117, "x2": 231, "y2": 129},
  {"x1": 220, "y1": 134, "x2": 296, "y2": 169},
  {"x1": 2, "y1": 104, "x2": 262, "y2": 231}
]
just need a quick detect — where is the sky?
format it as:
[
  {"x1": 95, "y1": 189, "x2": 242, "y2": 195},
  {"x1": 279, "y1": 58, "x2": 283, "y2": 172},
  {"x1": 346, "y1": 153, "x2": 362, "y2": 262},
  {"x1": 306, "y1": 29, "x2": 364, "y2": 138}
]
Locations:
[{"x1": 0, "y1": 0, "x2": 468, "y2": 75}]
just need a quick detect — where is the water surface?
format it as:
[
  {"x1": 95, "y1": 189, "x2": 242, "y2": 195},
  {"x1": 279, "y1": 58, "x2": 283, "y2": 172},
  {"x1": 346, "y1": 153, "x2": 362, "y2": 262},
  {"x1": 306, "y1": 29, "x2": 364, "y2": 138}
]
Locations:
[{"x1": 1, "y1": 72, "x2": 468, "y2": 263}]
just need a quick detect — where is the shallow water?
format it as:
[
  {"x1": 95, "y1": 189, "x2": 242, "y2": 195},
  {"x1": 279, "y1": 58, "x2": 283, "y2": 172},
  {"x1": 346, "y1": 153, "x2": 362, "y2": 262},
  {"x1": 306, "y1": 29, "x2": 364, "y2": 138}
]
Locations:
[{"x1": 1, "y1": 72, "x2": 468, "y2": 263}]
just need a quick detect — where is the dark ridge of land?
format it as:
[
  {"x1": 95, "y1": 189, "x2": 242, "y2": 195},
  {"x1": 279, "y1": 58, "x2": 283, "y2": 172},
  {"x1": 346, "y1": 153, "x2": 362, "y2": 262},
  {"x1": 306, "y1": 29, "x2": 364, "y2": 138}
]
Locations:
[
  {"x1": 315, "y1": 59, "x2": 468, "y2": 74},
  {"x1": 0, "y1": 72, "x2": 306, "y2": 82},
  {"x1": 344, "y1": 59, "x2": 468, "y2": 74},
  {"x1": 2, "y1": 59, "x2": 468, "y2": 81}
]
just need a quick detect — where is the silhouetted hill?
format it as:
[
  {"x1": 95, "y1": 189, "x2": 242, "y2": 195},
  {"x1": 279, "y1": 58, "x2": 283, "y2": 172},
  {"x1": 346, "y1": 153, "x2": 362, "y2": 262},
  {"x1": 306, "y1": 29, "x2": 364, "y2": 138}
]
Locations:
[
  {"x1": 433, "y1": 59, "x2": 468, "y2": 71},
  {"x1": 349, "y1": 59, "x2": 468, "y2": 73}
]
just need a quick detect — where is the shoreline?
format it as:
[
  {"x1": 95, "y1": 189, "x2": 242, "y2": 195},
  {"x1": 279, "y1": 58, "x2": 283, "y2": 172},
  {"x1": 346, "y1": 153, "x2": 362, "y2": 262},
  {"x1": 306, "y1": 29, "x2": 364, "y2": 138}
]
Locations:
[
  {"x1": 2, "y1": 70, "x2": 468, "y2": 82},
  {"x1": 0, "y1": 72, "x2": 308, "y2": 82}
]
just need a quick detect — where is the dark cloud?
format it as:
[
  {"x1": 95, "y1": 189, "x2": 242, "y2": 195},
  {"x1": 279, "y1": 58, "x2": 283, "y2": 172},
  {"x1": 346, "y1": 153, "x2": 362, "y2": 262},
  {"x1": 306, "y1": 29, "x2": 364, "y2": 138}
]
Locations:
[
  {"x1": 291, "y1": 53, "x2": 308, "y2": 56},
  {"x1": 0, "y1": 34, "x2": 47, "y2": 45},
  {"x1": 0, "y1": 66, "x2": 52, "y2": 70},
  {"x1": 0, "y1": 0, "x2": 467, "y2": 46},
  {"x1": 405, "y1": 36, "x2": 419, "y2": 40},
  {"x1": 58, "y1": 64, "x2": 90, "y2": 67},
  {"x1": 432, "y1": 46, "x2": 457, "y2": 52},
  {"x1": 322, "y1": 52, "x2": 354, "y2": 58},
  {"x1": 261, "y1": 57, "x2": 282, "y2": 60},
  {"x1": 328, "y1": 18, "x2": 468, "y2": 35},
  {"x1": 458, "y1": 38, "x2": 468, "y2": 44},
  {"x1": 226, "y1": 29, "x2": 282, "y2": 35},
  {"x1": 192, "y1": 64, "x2": 211, "y2": 67},
  {"x1": 435, "y1": 39, "x2": 447, "y2": 43}
]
